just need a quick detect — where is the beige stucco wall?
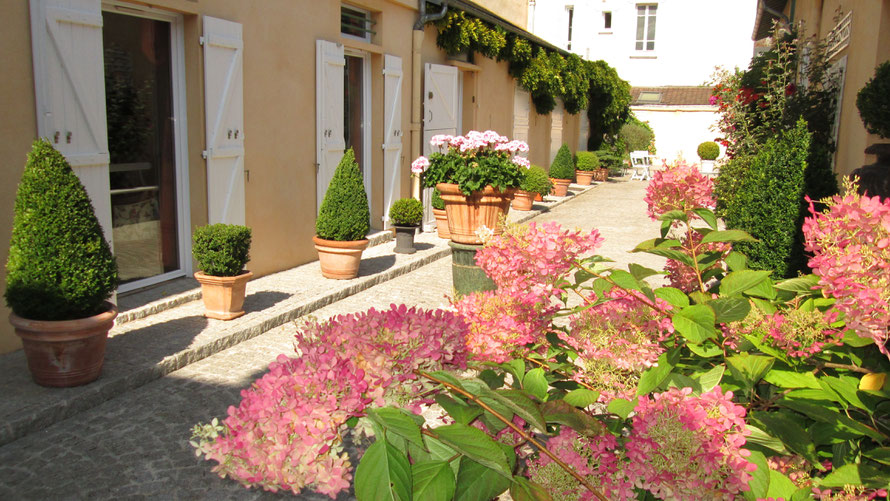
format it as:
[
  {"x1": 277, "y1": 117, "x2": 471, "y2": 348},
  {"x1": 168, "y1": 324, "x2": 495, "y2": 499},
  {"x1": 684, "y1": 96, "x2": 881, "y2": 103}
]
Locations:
[
  {"x1": 788, "y1": 0, "x2": 890, "y2": 177},
  {"x1": 474, "y1": 0, "x2": 527, "y2": 29}
]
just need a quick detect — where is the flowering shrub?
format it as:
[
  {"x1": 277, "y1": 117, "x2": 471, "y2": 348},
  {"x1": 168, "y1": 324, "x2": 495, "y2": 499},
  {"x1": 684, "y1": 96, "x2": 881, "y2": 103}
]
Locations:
[
  {"x1": 644, "y1": 159, "x2": 715, "y2": 221},
  {"x1": 803, "y1": 179, "x2": 890, "y2": 359},
  {"x1": 415, "y1": 130, "x2": 528, "y2": 195}
]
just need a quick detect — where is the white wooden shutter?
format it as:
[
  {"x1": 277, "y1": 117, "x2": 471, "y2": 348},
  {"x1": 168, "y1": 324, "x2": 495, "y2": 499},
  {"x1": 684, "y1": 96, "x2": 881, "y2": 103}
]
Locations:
[
  {"x1": 549, "y1": 100, "x2": 564, "y2": 165},
  {"x1": 316, "y1": 40, "x2": 346, "y2": 213},
  {"x1": 512, "y1": 87, "x2": 530, "y2": 145},
  {"x1": 422, "y1": 63, "x2": 459, "y2": 230},
  {"x1": 30, "y1": 0, "x2": 113, "y2": 238},
  {"x1": 381, "y1": 54, "x2": 403, "y2": 229},
  {"x1": 202, "y1": 16, "x2": 245, "y2": 225}
]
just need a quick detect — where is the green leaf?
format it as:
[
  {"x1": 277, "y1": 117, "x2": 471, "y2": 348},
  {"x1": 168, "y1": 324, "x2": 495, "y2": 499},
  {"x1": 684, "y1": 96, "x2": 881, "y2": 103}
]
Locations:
[
  {"x1": 710, "y1": 297, "x2": 751, "y2": 323},
  {"x1": 666, "y1": 373, "x2": 701, "y2": 392},
  {"x1": 701, "y1": 229, "x2": 756, "y2": 244},
  {"x1": 774, "y1": 275, "x2": 820, "y2": 293},
  {"x1": 766, "y1": 470, "x2": 799, "y2": 499},
  {"x1": 745, "y1": 277, "x2": 777, "y2": 300},
  {"x1": 523, "y1": 368, "x2": 549, "y2": 401},
  {"x1": 607, "y1": 398, "x2": 635, "y2": 419},
  {"x1": 687, "y1": 341, "x2": 723, "y2": 358},
  {"x1": 658, "y1": 209, "x2": 688, "y2": 222},
  {"x1": 501, "y1": 360, "x2": 525, "y2": 386},
  {"x1": 411, "y1": 461, "x2": 454, "y2": 501},
  {"x1": 778, "y1": 399, "x2": 885, "y2": 441},
  {"x1": 745, "y1": 424, "x2": 790, "y2": 454},
  {"x1": 366, "y1": 408, "x2": 425, "y2": 449},
  {"x1": 654, "y1": 287, "x2": 690, "y2": 308},
  {"x1": 563, "y1": 388, "x2": 600, "y2": 408},
  {"x1": 434, "y1": 395, "x2": 483, "y2": 425},
  {"x1": 427, "y1": 371, "x2": 467, "y2": 392},
  {"x1": 725, "y1": 251, "x2": 748, "y2": 271},
  {"x1": 355, "y1": 439, "x2": 412, "y2": 501},
  {"x1": 423, "y1": 435, "x2": 460, "y2": 477},
  {"x1": 637, "y1": 351, "x2": 676, "y2": 395},
  {"x1": 510, "y1": 476, "x2": 553, "y2": 501},
  {"x1": 746, "y1": 450, "x2": 770, "y2": 498},
  {"x1": 541, "y1": 400, "x2": 605, "y2": 436},
  {"x1": 645, "y1": 248, "x2": 696, "y2": 267},
  {"x1": 863, "y1": 447, "x2": 890, "y2": 466},
  {"x1": 672, "y1": 304, "x2": 717, "y2": 343},
  {"x1": 750, "y1": 412, "x2": 819, "y2": 465},
  {"x1": 719, "y1": 270, "x2": 772, "y2": 297},
  {"x1": 818, "y1": 462, "x2": 890, "y2": 489},
  {"x1": 628, "y1": 263, "x2": 661, "y2": 281},
  {"x1": 726, "y1": 354, "x2": 775, "y2": 390},
  {"x1": 763, "y1": 370, "x2": 821, "y2": 389},
  {"x1": 843, "y1": 330, "x2": 876, "y2": 347},
  {"x1": 609, "y1": 269, "x2": 643, "y2": 292},
  {"x1": 692, "y1": 208, "x2": 719, "y2": 229},
  {"x1": 479, "y1": 369, "x2": 506, "y2": 390},
  {"x1": 491, "y1": 389, "x2": 548, "y2": 433},
  {"x1": 633, "y1": 237, "x2": 681, "y2": 252},
  {"x1": 453, "y1": 459, "x2": 511, "y2": 501},
  {"x1": 821, "y1": 376, "x2": 869, "y2": 412},
  {"x1": 696, "y1": 364, "x2": 726, "y2": 392},
  {"x1": 431, "y1": 424, "x2": 512, "y2": 479}
]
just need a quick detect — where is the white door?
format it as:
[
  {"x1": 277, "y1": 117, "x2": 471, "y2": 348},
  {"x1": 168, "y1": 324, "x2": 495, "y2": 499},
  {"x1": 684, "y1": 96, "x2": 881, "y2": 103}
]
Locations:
[
  {"x1": 550, "y1": 100, "x2": 564, "y2": 165},
  {"x1": 316, "y1": 39, "x2": 346, "y2": 213},
  {"x1": 203, "y1": 16, "x2": 245, "y2": 225},
  {"x1": 512, "y1": 87, "x2": 530, "y2": 146},
  {"x1": 423, "y1": 63, "x2": 460, "y2": 230},
  {"x1": 382, "y1": 54, "x2": 403, "y2": 229},
  {"x1": 30, "y1": 0, "x2": 112, "y2": 240}
]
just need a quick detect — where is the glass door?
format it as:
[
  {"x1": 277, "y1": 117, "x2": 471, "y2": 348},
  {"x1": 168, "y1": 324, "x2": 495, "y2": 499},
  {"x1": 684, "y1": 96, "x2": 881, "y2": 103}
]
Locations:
[{"x1": 103, "y1": 10, "x2": 180, "y2": 286}]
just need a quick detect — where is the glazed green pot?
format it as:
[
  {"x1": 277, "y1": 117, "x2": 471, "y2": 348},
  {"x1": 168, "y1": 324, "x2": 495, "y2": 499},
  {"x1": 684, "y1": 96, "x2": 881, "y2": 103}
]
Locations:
[{"x1": 449, "y1": 241, "x2": 496, "y2": 297}]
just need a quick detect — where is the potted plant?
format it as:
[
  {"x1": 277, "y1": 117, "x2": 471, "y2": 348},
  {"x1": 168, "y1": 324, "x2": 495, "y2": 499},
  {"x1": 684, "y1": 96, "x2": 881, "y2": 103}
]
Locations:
[
  {"x1": 548, "y1": 144, "x2": 575, "y2": 196},
  {"x1": 512, "y1": 164, "x2": 552, "y2": 210},
  {"x1": 852, "y1": 61, "x2": 890, "y2": 200},
  {"x1": 416, "y1": 130, "x2": 525, "y2": 244},
  {"x1": 430, "y1": 188, "x2": 450, "y2": 239},
  {"x1": 575, "y1": 151, "x2": 605, "y2": 184},
  {"x1": 5, "y1": 140, "x2": 119, "y2": 387},
  {"x1": 314, "y1": 148, "x2": 371, "y2": 279},
  {"x1": 697, "y1": 141, "x2": 720, "y2": 175},
  {"x1": 389, "y1": 198, "x2": 423, "y2": 254},
  {"x1": 192, "y1": 224, "x2": 252, "y2": 320}
]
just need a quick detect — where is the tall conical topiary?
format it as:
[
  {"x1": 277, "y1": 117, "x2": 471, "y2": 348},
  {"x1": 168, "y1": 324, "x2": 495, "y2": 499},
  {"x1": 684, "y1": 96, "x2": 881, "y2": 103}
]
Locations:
[
  {"x1": 549, "y1": 144, "x2": 575, "y2": 180},
  {"x1": 316, "y1": 148, "x2": 370, "y2": 241},
  {"x1": 5, "y1": 139, "x2": 118, "y2": 320}
]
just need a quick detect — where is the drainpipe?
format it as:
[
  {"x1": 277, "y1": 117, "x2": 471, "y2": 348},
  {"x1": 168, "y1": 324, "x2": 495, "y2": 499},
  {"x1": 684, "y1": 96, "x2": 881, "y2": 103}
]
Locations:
[
  {"x1": 411, "y1": 1, "x2": 448, "y2": 200},
  {"x1": 761, "y1": 0, "x2": 791, "y2": 32}
]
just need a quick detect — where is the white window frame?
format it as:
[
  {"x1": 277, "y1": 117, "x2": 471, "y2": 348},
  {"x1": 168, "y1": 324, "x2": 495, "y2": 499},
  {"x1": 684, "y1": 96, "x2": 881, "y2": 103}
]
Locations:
[
  {"x1": 635, "y1": 4, "x2": 657, "y2": 53},
  {"x1": 341, "y1": 4, "x2": 372, "y2": 43},
  {"x1": 565, "y1": 5, "x2": 574, "y2": 50},
  {"x1": 344, "y1": 48, "x2": 373, "y2": 208},
  {"x1": 602, "y1": 11, "x2": 613, "y2": 33},
  {"x1": 102, "y1": 1, "x2": 192, "y2": 293}
]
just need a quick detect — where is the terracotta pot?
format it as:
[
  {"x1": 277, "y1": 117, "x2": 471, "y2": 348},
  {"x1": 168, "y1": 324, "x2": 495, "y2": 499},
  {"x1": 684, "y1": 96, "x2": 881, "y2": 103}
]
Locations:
[
  {"x1": 436, "y1": 183, "x2": 516, "y2": 245},
  {"x1": 313, "y1": 236, "x2": 369, "y2": 279},
  {"x1": 195, "y1": 270, "x2": 253, "y2": 320},
  {"x1": 534, "y1": 192, "x2": 544, "y2": 202},
  {"x1": 393, "y1": 225, "x2": 418, "y2": 254},
  {"x1": 595, "y1": 168, "x2": 609, "y2": 182},
  {"x1": 10, "y1": 301, "x2": 118, "y2": 387},
  {"x1": 511, "y1": 190, "x2": 535, "y2": 211},
  {"x1": 432, "y1": 208, "x2": 450, "y2": 239},
  {"x1": 550, "y1": 178, "x2": 571, "y2": 197},
  {"x1": 575, "y1": 170, "x2": 595, "y2": 186}
]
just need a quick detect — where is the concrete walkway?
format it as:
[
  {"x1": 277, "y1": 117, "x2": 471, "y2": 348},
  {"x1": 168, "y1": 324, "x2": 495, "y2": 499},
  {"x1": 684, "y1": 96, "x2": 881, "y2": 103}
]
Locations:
[{"x1": 0, "y1": 178, "x2": 661, "y2": 500}]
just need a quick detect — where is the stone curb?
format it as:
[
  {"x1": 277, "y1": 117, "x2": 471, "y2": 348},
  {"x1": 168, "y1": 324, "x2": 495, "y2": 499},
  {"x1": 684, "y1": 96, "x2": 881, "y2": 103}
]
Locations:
[{"x1": 0, "y1": 183, "x2": 595, "y2": 447}]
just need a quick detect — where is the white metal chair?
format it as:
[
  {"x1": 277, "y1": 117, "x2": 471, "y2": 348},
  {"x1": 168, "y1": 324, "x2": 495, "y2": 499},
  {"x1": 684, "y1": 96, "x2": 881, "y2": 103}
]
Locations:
[{"x1": 629, "y1": 151, "x2": 652, "y2": 181}]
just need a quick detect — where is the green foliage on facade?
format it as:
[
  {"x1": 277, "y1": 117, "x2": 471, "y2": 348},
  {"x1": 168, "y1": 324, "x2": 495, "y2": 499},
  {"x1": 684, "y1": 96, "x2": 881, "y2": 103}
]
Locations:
[{"x1": 5, "y1": 139, "x2": 118, "y2": 320}]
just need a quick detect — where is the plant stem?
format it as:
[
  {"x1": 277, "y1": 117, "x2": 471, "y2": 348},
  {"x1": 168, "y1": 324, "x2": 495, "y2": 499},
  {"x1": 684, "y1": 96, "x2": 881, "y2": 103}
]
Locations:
[
  {"x1": 418, "y1": 371, "x2": 608, "y2": 501},
  {"x1": 818, "y1": 362, "x2": 873, "y2": 374}
]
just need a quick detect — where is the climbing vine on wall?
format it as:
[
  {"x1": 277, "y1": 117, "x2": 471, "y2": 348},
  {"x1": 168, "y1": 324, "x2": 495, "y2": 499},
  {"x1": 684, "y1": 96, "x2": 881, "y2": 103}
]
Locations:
[{"x1": 429, "y1": 8, "x2": 625, "y2": 118}]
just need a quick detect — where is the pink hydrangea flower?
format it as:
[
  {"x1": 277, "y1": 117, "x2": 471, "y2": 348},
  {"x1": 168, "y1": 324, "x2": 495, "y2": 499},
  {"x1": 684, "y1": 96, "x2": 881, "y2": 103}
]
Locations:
[
  {"x1": 454, "y1": 290, "x2": 552, "y2": 363},
  {"x1": 645, "y1": 160, "x2": 715, "y2": 220},
  {"x1": 802, "y1": 180, "x2": 890, "y2": 359}
]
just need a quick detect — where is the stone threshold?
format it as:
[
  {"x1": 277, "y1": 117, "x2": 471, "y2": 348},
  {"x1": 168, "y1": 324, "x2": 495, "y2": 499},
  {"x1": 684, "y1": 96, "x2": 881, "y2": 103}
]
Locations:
[{"x1": 0, "y1": 183, "x2": 596, "y2": 447}]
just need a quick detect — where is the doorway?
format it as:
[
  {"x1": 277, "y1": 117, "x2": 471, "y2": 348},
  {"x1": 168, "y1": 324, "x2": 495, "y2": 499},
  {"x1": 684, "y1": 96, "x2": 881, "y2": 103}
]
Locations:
[
  {"x1": 102, "y1": 6, "x2": 188, "y2": 291},
  {"x1": 344, "y1": 51, "x2": 373, "y2": 219}
]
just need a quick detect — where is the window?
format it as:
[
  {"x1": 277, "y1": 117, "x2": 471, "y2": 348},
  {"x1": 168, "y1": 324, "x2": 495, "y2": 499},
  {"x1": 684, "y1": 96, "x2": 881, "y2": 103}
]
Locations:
[
  {"x1": 341, "y1": 5, "x2": 374, "y2": 42},
  {"x1": 566, "y1": 6, "x2": 574, "y2": 50},
  {"x1": 635, "y1": 4, "x2": 657, "y2": 51},
  {"x1": 603, "y1": 11, "x2": 612, "y2": 30}
]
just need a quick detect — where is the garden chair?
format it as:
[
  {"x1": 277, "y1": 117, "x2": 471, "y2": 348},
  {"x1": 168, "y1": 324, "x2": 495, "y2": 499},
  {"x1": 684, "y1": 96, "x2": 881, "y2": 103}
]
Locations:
[{"x1": 629, "y1": 151, "x2": 652, "y2": 181}]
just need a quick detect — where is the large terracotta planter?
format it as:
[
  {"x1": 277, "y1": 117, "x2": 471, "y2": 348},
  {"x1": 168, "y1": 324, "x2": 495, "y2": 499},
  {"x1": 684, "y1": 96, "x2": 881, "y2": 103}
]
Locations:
[
  {"x1": 313, "y1": 236, "x2": 369, "y2": 279},
  {"x1": 436, "y1": 183, "x2": 516, "y2": 244},
  {"x1": 550, "y1": 178, "x2": 571, "y2": 197},
  {"x1": 511, "y1": 190, "x2": 535, "y2": 211},
  {"x1": 10, "y1": 301, "x2": 118, "y2": 387},
  {"x1": 534, "y1": 192, "x2": 544, "y2": 202},
  {"x1": 575, "y1": 170, "x2": 595, "y2": 186},
  {"x1": 432, "y1": 208, "x2": 450, "y2": 239},
  {"x1": 195, "y1": 270, "x2": 253, "y2": 320}
]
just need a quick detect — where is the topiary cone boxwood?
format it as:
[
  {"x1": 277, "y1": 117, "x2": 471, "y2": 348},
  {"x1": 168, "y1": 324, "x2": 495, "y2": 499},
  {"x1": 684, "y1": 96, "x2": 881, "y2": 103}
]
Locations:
[
  {"x1": 314, "y1": 148, "x2": 370, "y2": 279},
  {"x1": 6, "y1": 139, "x2": 118, "y2": 321},
  {"x1": 6, "y1": 139, "x2": 119, "y2": 387}
]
